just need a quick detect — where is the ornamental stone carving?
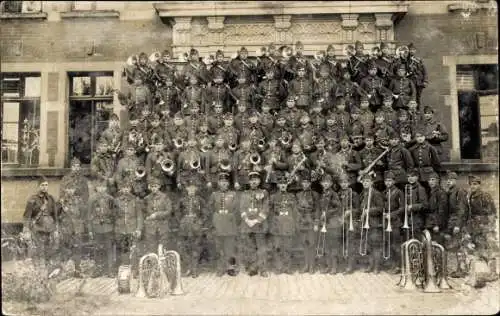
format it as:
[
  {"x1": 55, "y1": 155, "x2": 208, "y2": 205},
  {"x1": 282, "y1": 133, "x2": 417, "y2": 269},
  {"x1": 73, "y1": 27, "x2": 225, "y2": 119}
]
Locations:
[
  {"x1": 173, "y1": 17, "x2": 192, "y2": 46},
  {"x1": 274, "y1": 15, "x2": 292, "y2": 43}
]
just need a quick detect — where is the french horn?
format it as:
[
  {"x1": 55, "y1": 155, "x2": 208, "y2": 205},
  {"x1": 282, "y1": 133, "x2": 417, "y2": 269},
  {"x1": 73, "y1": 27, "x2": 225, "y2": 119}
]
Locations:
[{"x1": 160, "y1": 158, "x2": 175, "y2": 174}]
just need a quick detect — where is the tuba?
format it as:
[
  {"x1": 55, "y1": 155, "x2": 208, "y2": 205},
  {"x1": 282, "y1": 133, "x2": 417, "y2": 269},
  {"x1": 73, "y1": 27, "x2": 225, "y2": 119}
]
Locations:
[
  {"x1": 160, "y1": 158, "x2": 175, "y2": 174},
  {"x1": 135, "y1": 166, "x2": 146, "y2": 179},
  {"x1": 136, "y1": 244, "x2": 185, "y2": 298},
  {"x1": 250, "y1": 152, "x2": 261, "y2": 165}
]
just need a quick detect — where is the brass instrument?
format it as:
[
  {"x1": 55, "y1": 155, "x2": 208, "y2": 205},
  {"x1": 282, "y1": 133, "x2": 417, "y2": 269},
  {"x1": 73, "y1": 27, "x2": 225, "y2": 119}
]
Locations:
[
  {"x1": 316, "y1": 211, "x2": 327, "y2": 257},
  {"x1": 249, "y1": 152, "x2": 261, "y2": 165},
  {"x1": 383, "y1": 188, "x2": 393, "y2": 260},
  {"x1": 201, "y1": 144, "x2": 211, "y2": 153},
  {"x1": 136, "y1": 244, "x2": 185, "y2": 298},
  {"x1": 397, "y1": 237, "x2": 423, "y2": 290},
  {"x1": 160, "y1": 158, "x2": 175, "y2": 174},
  {"x1": 190, "y1": 157, "x2": 201, "y2": 170},
  {"x1": 403, "y1": 184, "x2": 414, "y2": 240},
  {"x1": 219, "y1": 158, "x2": 232, "y2": 171},
  {"x1": 342, "y1": 188, "x2": 354, "y2": 258},
  {"x1": 286, "y1": 152, "x2": 307, "y2": 185},
  {"x1": 280, "y1": 132, "x2": 292, "y2": 147},
  {"x1": 359, "y1": 183, "x2": 372, "y2": 256},
  {"x1": 257, "y1": 138, "x2": 266, "y2": 151},
  {"x1": 396, "y1": 45, "x2": 409, "y2": 58},
  {"x1": 357, "y1": 147, "x2": 389, "y2": 182},
  {"x1": 174, "y1": 138, "x2": 184, "y2": 149},
  {"x1": 228, "y1": 142, "x2": 238, "y2": 151},
  {"x1": 135, "y1": 166, "x2": 146, "y2": 179}
]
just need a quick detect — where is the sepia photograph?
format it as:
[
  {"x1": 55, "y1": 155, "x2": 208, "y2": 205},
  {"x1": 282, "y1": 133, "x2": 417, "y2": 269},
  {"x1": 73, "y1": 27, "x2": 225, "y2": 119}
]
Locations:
[{"x1": 1, "y1": 1, "x2": 498, "y2": 315}]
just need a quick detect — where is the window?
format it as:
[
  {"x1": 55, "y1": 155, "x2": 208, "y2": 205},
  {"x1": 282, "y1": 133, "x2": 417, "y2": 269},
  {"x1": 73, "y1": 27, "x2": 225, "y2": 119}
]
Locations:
[
  {"x1": 0, "y1": 73, "x2": 41, "y2": 167},
  {"x1": 1, "y1": 1, "x2": 42, "y2": 13},
  {"x1": 457, "y1": 64, "x2": 498, "y2": 161},
  {"x1": 72, "y1": 1, "x2": 96, "y2": 11},
  {"x1": 68, "y1": 72, "x2": 114, "y2": 166}
]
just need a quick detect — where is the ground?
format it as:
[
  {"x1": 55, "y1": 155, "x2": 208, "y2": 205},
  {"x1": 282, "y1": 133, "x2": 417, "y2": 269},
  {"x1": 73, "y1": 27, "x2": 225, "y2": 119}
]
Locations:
[{"x1": 3, "y1": 265, "x2": 499, "y2": 315}]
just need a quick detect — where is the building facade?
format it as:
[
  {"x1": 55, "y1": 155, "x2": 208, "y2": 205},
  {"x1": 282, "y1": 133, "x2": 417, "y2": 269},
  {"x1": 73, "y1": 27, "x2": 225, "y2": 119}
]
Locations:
[{"x1": 1, "y1": 1, "x2": 498, "y2": 225}]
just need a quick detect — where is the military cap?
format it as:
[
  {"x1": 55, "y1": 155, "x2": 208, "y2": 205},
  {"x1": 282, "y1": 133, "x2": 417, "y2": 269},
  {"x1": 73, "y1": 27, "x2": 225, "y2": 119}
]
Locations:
[
  {"x1": 218, "y1": 172, "x2": 230, "y2": 180},
  {"x1": 249, "y1": 170, "x2": 261, "y2": 178},
  {"x1": 335, "y1": 96, "x2": 346, "y2": 105},
  {"x1": 381, "y1": 87, "x2": 394, "y2": 100},
  {"x1": 468, "y1": 175, "x2": 481, "y2": 184},
  {"x1": 239, "y1": 46, "x2": 248, "y2": 53},
  {"x1": 315, "y1": 135, "x2": 326, "y2": 144},
  {"x1": 408, "y1": 43, "x2": 416, "y2": 50},
  {"x1": 314, "y1": 98, "x2": 324, "y2": 107},
  {"x1": 446, "y1": 171, "x2": 458, "y2": 180},
  {"x1": 138, "y1": 52, "x2": 148, "y2": 60},
  {"x1": 364, "y1": 133, "x2": 375, "y2": 140},
  {"x1": 190, "y1": 48, "x2": 199, "y2": 56},
  {"x1": 291, "y1": 139, "x2": 302, "y2": 148},
  {"x1": 222, "y1": 112, "x2": 233, "y2": 120},
  {"x1": 282, "y1": 46, "x2": 293, "y2": 55},
  {"x1": 368, "y1": 61, "x2": 378, "y2": 70},
  {"x1": 355, "y1": 41, "x2": 363, "y2": 49},
  {"x1": 268, "y1": 43, "x2": 276, "y2": 50},
  {"x1": 359, "y1": 93, "x2": 369, "y2": 102},
  {"x1": 374, "y1": 110, "x2": 385, "y2": 118},
  {"x1": 37, "y1": 176, "x2": 49, "y2": 185},
  {"x1": 162, "y1": 49, "x2": 170, "y2": 56},
  {"x1": 110, "y1": 113, "x2": 119, "y2": 121},
  {"x1": 287, "y1": 93, "x2": 298, "y2": 101},
  {"x1": 320, "y1": 174, "x2": 333, "y2": 183},
  {"x1": 174, "y1": 111, "x2": 184, "y2": 119},
  {"x1": 338, "y1": 174, "x2": 350, "y2": 184},
  {"x1": 359, "y1": 172, "x2": 374, "y2": 182},
  {"x1": 327, "y1": 44, "x2": 335, "y2": 52},
  {"x1": 414, "y1": 127, "x2": 426, "y2": 136},
  {"x1": 70, "y1": 156, "x2": 81, "y2": 166},
  {"x1": 384, "y1": 171, "x2": 395, "y2": 180},
  {"x1": 423, "y1": 106, "x2": 434, "y2": 114},
  {"x1": 398, "y1": 109, "x2": 408, "y2": 117},
  {"x1": 352, "y1": 130, "x2": 364, "y2": 139},
  {"x1": 351, "y1": 106, "x2": 361, "y2": 114},
  {"x1": 216, "y1": 50, "x2": 224, "y2": 57},
  {"x1": 380, "y1": 42, "x2": 389, "y2": 50},
  {"x1": 295, "y1": 41, "x2": 304, "y2": 49},
  {"x1": 299, "y1": 170, "x2": 311, "y2": 181},
  {"x1": 407, "y1": 168, "x2": 419, "y2": 177},
  {"x1": 428, "y1": 171, "x2": 439, "y2": 180},
  {"x1": 129, "y1": 119, "x2": 139, "y2": 126}
]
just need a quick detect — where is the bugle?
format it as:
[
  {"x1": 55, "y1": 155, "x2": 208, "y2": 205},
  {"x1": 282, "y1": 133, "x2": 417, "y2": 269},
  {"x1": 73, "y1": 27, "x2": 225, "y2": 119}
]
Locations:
[
  {"x1": 359, "y1": 183, "x2": 372, "y2": 256},
  {"x1": 383, "y1": 188, "x2": 392, "y2": 260},
  {"x1": 357, "y1": 147, "x2": 389, "y2": 182},
  {"x1": 342, "y1": 188, "x2": 354, "y2": 258}
]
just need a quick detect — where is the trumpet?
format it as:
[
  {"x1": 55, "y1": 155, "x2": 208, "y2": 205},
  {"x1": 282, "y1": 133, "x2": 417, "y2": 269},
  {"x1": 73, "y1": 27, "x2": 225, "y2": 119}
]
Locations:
[
  {"x1": 316, "y1": 211, "x2": 327, "y2": 257},
  {"x1": 249, "y1": 152, "x2": 261, "y2": 165},
  {"x1": 135, "y1": 166, "x2": 146, "y2": 179},
  {"x1": 160, "y1": 158, "x2": 175, "y2": 174},
  {"x1": 342, "y1": 188, "x2": 354, "y2": 258},
  {"x1": 383, "y1": 188, "x2": 393, "y2": 260},
  {"x1": 403, "y1": 184, "x2": 413, "y2": 240},
  {"x1": 359, "y1": 183, "x2": 372, "y2": 256},
  {"x1": 174, "y1": 138, "x2": 184, "y2": 149}
]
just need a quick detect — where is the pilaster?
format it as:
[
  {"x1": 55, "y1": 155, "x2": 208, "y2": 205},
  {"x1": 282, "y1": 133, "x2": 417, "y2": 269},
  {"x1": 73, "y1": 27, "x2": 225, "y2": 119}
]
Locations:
[
  {"x1": 375, "y1": 13, "x2": 393, "y2": 42},
  {"x1": 274, "y1": 15, "x2": 292, "y2": 44},
  {"x1": 172, "y1": 17, "x2": 192, "y2": 55},
  {"x1": 341, "y1": 14, "x2": 359, "y2": 42},
  {"x1": 207, "y1": 16, "x2": 226, "y2": 47}
]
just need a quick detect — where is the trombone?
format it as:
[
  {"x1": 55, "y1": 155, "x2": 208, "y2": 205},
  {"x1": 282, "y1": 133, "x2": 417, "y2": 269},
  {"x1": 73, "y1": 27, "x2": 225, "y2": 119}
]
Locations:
[
  {"x1": 359, "y1": 183, "x2": 372, "y2": 256},
  {"x1": 403, "y1": 184, "x2": 413, "y2": 241},
  {"x1": 342, "y1": 188, "x2": 354, "y2": 258},
  {"x1": 316, "y1": 211, "x2": 327, "y2": 257},
  {"x1": 383, "y1": 188, "x2": 392, "y2": 260}
]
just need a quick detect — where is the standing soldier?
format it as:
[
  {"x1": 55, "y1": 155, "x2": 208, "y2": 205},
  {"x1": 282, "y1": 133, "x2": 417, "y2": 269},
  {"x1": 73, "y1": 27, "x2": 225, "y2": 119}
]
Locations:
[
  {"x1": 259, "y1": 100, "x2": 275, "y2": 138},
  {"x1": 156, "y1": 72, "x2": 181, "y2": 115},
  {"x1": 154, "y1": 50, "x2": 176, "y2": 85},
  {"x1": 229, "y1": 46, "x2": 257, "y2": 86},
  {"x1": 421, "y1": 106, "x2": 449, "y2": 161},
  {"x1": 142, "y1": 177, "x2": 173, "y2": 253},
  {"x1": 386, "y1": 130, "x2": 415, "y2": 188},
  {"x1": 309, "y1": 136, "x2": 338, "y2": 181},
  {"x1": 87, "y1": 180, "x2": 117, "y2": 277},
  {"x1": 217, "y1": 113, "x2": 239, "y2": 152},
  {"x1": 207, "y1": 101, "x2": 225, "y2": 135},
  {"x1": 375, "y1": 42, "x2": 395, "y2": 86},
  {"x1": 280, "y1": 94, "x2": 306, "y2": 132},
  {"x1": 389, "y1": 64, "x2": 416, "y2": 110},
  {"x1": 318, "y1": 174, "x2": 342, "y2": 274},
  {"x1": 114, "y1": 181, "x2": 143, "y2": 277},
  {"x1": 285, "y1": 141, "x2": 312, "y2": 192},
  {"x1": 181, "y1": 74, "x2": 207, "y2": 115},
  {"x1": 339, "y1": 175, "x2": 361, "y2": 274},
  {"x1": 207, "y1": 135, "x2": 233, "y2": 189},
  {"x1": 426, "y1": 172, "x2": 447, "y2": 245},
  {"x1": 373, "y1": 111, "x2": 395, "y2": 148},
  {"x1": 296, "y1": 171, "x2": 321, "y2": 273},
  {"x1": 210, "y1": 50, "x2": 230, "y2": 84},
  {"x1": 358, "y1": 134, "x2": 386, "y2": 191},
  {"x1": 288, "y1": 65, "x2": 313, "y2": 111},
  {"x1": 310, "y1": 99, "x2": 326, "y2": 134},
  {"x1": 256, "y1": 66, "x2": 285, "y2": 113},
  {"x1": 409, "y1": 128, "x2": 441, "y2": 187},
  {"x1": 269, "y1": 174, "x2": 298, "y2": 274},
  {"x1": 324, "y1": 44, "x2": 341, "y2": 80},
  {"x1": 177, "y1": 183, "x2": 206, "y2": 278},
  {"x1": 358, "y1": 174, "x2": 385, "y2": 274},
  {"x1": 262, "y1": 139, "x2": 288, "y2": 190},
  {"x1": 404, "y1": 169, "x2": 429, "y2": 239},
  {"x1": 168, "y1": 112, "x2": 189, "y2": 157},
  {"x1": 181, "y1": 48, "x2": 210, "y2": 87},
  {"x1": 330, "y1": 97, "x2": 351, "y2": 135},
  {"x1": 114, "y1": 142, "x2": 140, "y2": 192},
  {"x1": 407, "y1": 43, "x2": 428, "y2": 108},
  {"x1": 60, "y1": 157, "x2": 89, "y2": 208},
  {"x1": 336, "y1": 70, "x2": 361, "y2": 112},
  {"x1": 233, "y1": 138, "x2": 256, "y2": 191},
  {"x1": 144, "y1": 113, "x2": 167, "y2": 151},
  {"x1": 145, "y1": 137, "x2": 176, "y2": 191},
  {"x1": 234, "y1": 101, "x2": 251, "y2": 133},
  {"x1": 358, "y1": 94, "x2": 375, "y2": 137},
  {"x1": 360, "y1": 61, "x2": 384, "y2": 112},
  {"x1": 377, "y1": 89, "x2": 398, "y2": 131},
  {"x1": 383, "y1": 171, "x2": 405, "y2": 273},
  {"x1": 257, "y1": 43, "x2": 280, "y2": 82},
  {"x1": 117, "y1": 73, "x2": 154, "y2": 121},
  {"x1": 176, "y1": 136, "x2": 204, "y2": 190},
  {"x1": 100, "y1": 113, "x2": 123, "y2": 160},
  {"x1": 238, "y1": 171, "x2": 270, "y2": 277},
  {"x1": 349, "y1": 41, "x2": 369, "y2": 84},
  {"x1": 210, "y1": 172, "x2": 239, "y2": 276},
  {"x1": 22, "y1": 177, "x2": 60, "y2": 269},
  {"x1": 242, "y1": 110, "x2": 265, "y2": 152},
  {"x1": 206, "y1": 68, "x2": 231, "y2": 114},
  {"x1": 90, "y1": 141, "x2": 116, "y2": 196},
  {"x1": 337, "y1": 135, "x2": 362, "y2": 192},
  {"x1": 313, "y1": 62, "x2": 337, "y2": 112},
  {"x1": 297, "y1": 114, "x2": 315, "y2": 154}
]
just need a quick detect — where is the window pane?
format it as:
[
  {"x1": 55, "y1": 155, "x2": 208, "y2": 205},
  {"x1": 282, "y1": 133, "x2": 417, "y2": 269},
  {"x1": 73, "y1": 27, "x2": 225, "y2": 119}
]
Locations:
[
  {"x1": 24, "y1": 77, "x2": 41, "y2": 97},
  {"x1": 94, "y1": 101, "x2": 114, "y2": 144},
  {"x1": 71, "y1": 76, "x2": 92, "y2": 96},
  {"x1": 2, "y1": 102, "x2": 19, "y2": 122},
  {"x1": 95, "y1": 76, "x2": 114, "y2": 96},
  {"x1": 69, "y1": 100, "x2": 93, "y2": 165},
  {"x1": 1, "y1": 123, "x2": 19, "y2": 164},
  {"x1": 73, "y1": 1, "x2": 94, "y2": 11},
  {"x1": 1, "y1": 77, "x2": 21, "y2": 97},
  {"x1": 479, "y1": 94, "x2": 499, "y2": 163},
  {"x1": 458, "y1": 92, "x2": 481, "y2": 159},
  {"x1": 22, "y1": 1, "x2": 42, "y2": 13}
]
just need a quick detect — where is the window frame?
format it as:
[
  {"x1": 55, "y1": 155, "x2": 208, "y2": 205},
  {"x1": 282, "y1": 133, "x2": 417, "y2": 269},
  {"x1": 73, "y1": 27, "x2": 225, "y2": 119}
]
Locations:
[
  {"x1": 67, "y1": 71, "x2": 114, "y2": 167},
  {"x1": 1, "y1": 72, "x2": 42, "y2": 167}
]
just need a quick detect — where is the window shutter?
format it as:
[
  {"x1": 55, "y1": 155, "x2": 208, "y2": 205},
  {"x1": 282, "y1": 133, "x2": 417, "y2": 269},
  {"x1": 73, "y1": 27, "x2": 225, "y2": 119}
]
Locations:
[{"x1": 457, "y1": 70, "x2": 475, "y2": 91}]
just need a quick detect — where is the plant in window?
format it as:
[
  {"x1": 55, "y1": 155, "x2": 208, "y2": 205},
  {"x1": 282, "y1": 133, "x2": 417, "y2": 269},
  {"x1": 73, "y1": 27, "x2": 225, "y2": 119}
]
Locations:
[{"x1": 21, "y1": 118, "x2": 39, "y2": 166}]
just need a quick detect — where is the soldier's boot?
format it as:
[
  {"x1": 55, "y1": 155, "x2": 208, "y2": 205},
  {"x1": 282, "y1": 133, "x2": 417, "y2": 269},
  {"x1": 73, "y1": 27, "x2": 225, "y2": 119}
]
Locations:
[
  {"x1": 343, "y1": 256, "x2": 355, "y2": 275},
  {"x1": 300, "y1": 251, "x2": 309, "y2": 274},
  {"x1": 373, "y1": 254, "x2": 381, "y2": 275},
  {"x1": 307, "y1": 250, "x2": 316, "y2": 274},
  {"x1": 216, "y1": 252, "x2": 225, "y2": 277},
  {"x1": 191, "y1": 252, "x2": 200, "y2": 278},
  {"x1": 328, "y1": 257, "x2": 338, "y2": 275},
  {"x1": 364, "y1": 256, "x2": 374, "y2": 273}
]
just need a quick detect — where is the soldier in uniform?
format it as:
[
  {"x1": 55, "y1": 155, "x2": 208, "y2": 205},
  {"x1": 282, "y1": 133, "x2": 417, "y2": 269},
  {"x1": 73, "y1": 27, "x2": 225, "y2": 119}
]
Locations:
[
  {"x1": 207, "y1": 101, "x2": 225, "y2": 135},
  {"x1": 90, "y1": 141, "x2": 116, "y2": 195},
  {"x1": 256, "y1": 66, "x2": 285, "y2": 113},
  {"x1": 358, "y1": 173, "x2": 385, "y2": 274},
  {"x1": 181, "y1": 74, "x2": 207, "y2": 115},
  {"x1": 234, "y1": 100, "x2": 251, "y2": 133},
  {"x1": 280, "y1": 94, "x2": 307, "y2": 132},
  {"x1": 241, "y1": 110, "x2": 265, "y2": 152},
  {"x1": 422, "y1": 106, "x2": 449, "y2": 161},
  {"x1": 409, "y1": 128, "x2": 441, "y2": 187},
  {"x1": 325, "y1": 44, "x2": 342, "y2": 80},
  {"x1": 407, "y1": 43, "x2": 428, "y2": 108},
  {"x1": 117, "y1": 73, "x2": 153, "y2": 121},
  {"x1": 233, "y1": 138, "x2": 258, "y2": 191},
  {"x1": 207, "y1": 135, "x2": 233, "y2": 189},
  {"x1": 144, "y1": 113, "x2": 166, "y2": 153},
  {"x1": 337, "y1": 135, "x2": 362, "y2": 192},
  {"x1": 207, "y1": 68, "x2": 231, "y2": 114},
  {"x1": 262, "y1": 139, "x2": 288, "y2": 190},
  {"x1": 336, "y1": 70, "x2": 361, "y2": 112},
  {"x1": 100, "y1": 113, "x2": 123, "y2": 159},
  {"x1": 60, "y1": 157, "x2": 89, "y2": 208},
  {"x1": 145, "y1": 137, "x2": 176, "y2": 191},
  {"x1": 176, "y1": 136, "x2": 204, "y2": 190},
  {"x1": 142, "y1": 177, "x2": 173, "y2": 253},
  {"x1": 114, "y1": 142, "x2": 140, "y2": 192},
  {"x1": 269, "y1": 174, "x2": 298, "y2": 274},
  {"x1": 313, "y1": 62, "x2": 337, "y2": 112},
  {"x1": 177, "y1": 183, "x2": 206, "y2": 278},
  {"x1": 386, "y1": 130, "x2": 415, "y2": 187},
  {"x1": 375, "y1": 42, "x2": 395, "y2": 86},
  {"x1": 330, "y1": 97, "x2": 351, "y2": 135},
  {"x1": 373, "y1": 111, "x2": 395, "y2": 148},
  {"x1": 154, "y1": 50, "x2": 176, "y2": 84},
  {"x1": 210, "y1": 50, "x2": 230, "y2": 84},
  {"x1": 259, "y1": 100, "x2": 275, "y2": 138},
  {"x1": 309, "y1": 136, "x2": 338, "y2": 180},
  {"x1": 318, "y1": 174, "x2": 342, "y2": 274},
  {"x1": 288, "y1": 65, "x2": 313, "y2": 111},
  {"x1": 358, "y1": 94, "x2": 375, "y2": 137},
  {"x1": 358, "y1": 134, "x2": 386, "y2": 191},
  {"x1": 324, "y1": 115, "x2": 343, "y2": 153},
  {"x1": 389, "y1": 64, "x2": 416, "y2": 110},
  {"x1": 114, "y1": 180, "x2": 143, "y2": 276},
  {"x1": 296, "y1": 170, "x2": 320, "y2": 273},
  {"x1": 184, "y1": 102, "x2": 204, "y2": 136},
  {"x1": 285, "y1": 141, "x2": 312, "y2": 192},
  {"x1": 404, "y1": 169, "x2": 429, "y2": 239},
  {"x1": 181, "y1": 48, "x2": 210, "y2": 87},
  {"x1": 349, "y1": 41, "x2": 369, "y2": 84},
  {"x1": 168, "y1": 112, "x2": 189, "y2": 156},
  {"x1": 238, "y1": 171, "x2": 270, "y2": 277},
  {"x1": 383, "y1": 171, "x2": 405, "y2": 273},
  {"x1": 360, "y1": 62, "x2": 384, "y2": 112},
  {"x1": 210, "y1": 172, "x2": 240, "y2": 276},
  {"x1": 87, "y1": 180, "x2": 117, "y2": 277},
  {"x1": 257, "y1": 43, "x2": 280, "y2": 82},
  {"x1": 272, "y1": 114, "x2": 294, "y2": 152},
  {"x1": 229, "y1": 46, "x2": 257, "y2": 86},
  {"x1": 22, "y1": 177, "x2": 60, "y2": 268},
  {"x1": 156, "y1": 70, "x2": 181, "y2": 115},
  {"x1": 426, "y1": 172, "x2": 447, "y2": 245},
  {"x1": 218, "y1": 113, "x2": 239, "y2": 151},
  {"x1": 297, "y1": 114, "x2": 315, "y2": 154},
  {"x1": 338, "y1": 175, "x2": 360, "y2": 274},
  {"x1": 376, "y1": 89, "x2": 398, "y2": 131}
]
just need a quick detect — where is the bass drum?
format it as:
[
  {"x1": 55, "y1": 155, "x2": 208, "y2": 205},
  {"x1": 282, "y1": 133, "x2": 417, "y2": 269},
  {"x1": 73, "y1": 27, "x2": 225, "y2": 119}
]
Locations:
[{"x1": 117, "y1": 265, "x2": 132, "y2": 294}]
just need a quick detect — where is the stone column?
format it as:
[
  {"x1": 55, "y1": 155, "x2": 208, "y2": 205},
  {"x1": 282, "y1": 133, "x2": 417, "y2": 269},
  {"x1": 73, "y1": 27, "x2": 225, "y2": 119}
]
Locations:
[
  {"x1": 375, "y1": 14, "x2": 393, "y2": 42},
  {"x1": 207, "y1": 16, "x2": 226, "y2": 51},
  {"x1": 274, "y1": 15, "x2": 292, "y2": 44},
  {"x1": 172, "y1": 17, "x2": 192, "y2": 56},
  {"x1": 341, "y1": 14, "x2": 359, "y2": 43}
]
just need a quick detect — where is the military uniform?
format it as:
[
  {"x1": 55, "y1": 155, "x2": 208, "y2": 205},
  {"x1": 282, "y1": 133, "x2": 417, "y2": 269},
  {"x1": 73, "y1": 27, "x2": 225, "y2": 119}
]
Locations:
[
  {"x1": 389, "y1": 65, "x2": 416, "y2": 109},
  {"x1": 181, "y1": 83, "x2": 207, "y2": 115},
  {"x1": 375, "y1": 47, "x2": 395, "y2": 86},
  {"x1": 386, "y1": 136, "x2": 415, "y2": 185},
  {"x1": 207, "y1": 107, "x2": 225, "y2": 135},
  {"x1": 404, "y1": 172, "x2": 429, "y2": 237},
  {"x1": 207, "y1": 144, "x2": 233, "y2": 187},
  {"x1": 360, "y1": 68, "x2": 384, "y2": 110},
  {"x1": 280, "y1": 104, "x2": 306, "y2": 131},
  {"x1": 234, "y1": 107, "x2": 251, "y2": 132},
  {"x1": 262, "y1": 143, "x2": 288, "y2": 187},
  {"x1": 177, "y1": 188, "x2": 206, "y2": 277},
  {"x1": 310, "y1": 106, "x2": 326, "y2": 135},
  {"x1": 217, "y1": 122, "x2": 239, "y2": 150},
  {"x1": 288, "y1": 74, "x2": 313, "y2": 110},
  {"x1": 90, "y1": 146, "x2": 116, "y2": 194},
  {"x1": 409, "y1": 138, "x2": 441, "y2": 183},
  {"x1": 406, "y1": 45, "x2": 428, "y2": 107},
  {"x1": 422, "y1": 107, "x2": 449, "y2": 161},
  {"x1": 257, "y1": 74, "x2": 285, "y2": 112},
  {"x1": 359, "y1": 106, "x2": 374, "y2": 137},
  {"x1": 117, "y1": 80, "x2": 153, "y2": 121},
  {"x1": 330, "y1": 106, "x2": 351, "y2": 135},
  {"x1": 229, "y1": 47, "x2": 257, "y2": 85},
  {"x1": 233, "y1": 145, "x2": 257, "y2": 189},
  {"x1": 145, "y1": 149, "x2": 176, "y2": 190},
  {"x1": 313, "y1": 71, "x2": 336, "y2": 111},
  {"x1": 180, "y1": 49, "x2": 210, "y2": 86},
  {"x1": 373, "y1": 119, "x2": 395, "y2": 148},
  {"x1": 383, "y1": 172, "x2": 405, "y2": 272},
  {"x1": 296, "y1": 119, "x2": 315, "y2": 153},
  {"x1": 335, "y1": 77, "x2": 361, "y2": 111},
  {"x1": 348, "y1": 42, "x2": 369, "y2": 83},
  {"x1": 338, "y1": 182, "x2": 361, "y2": 273},
  {"x1": 157, "y1": 80, "x2": 181, "y2": 115},
  {"x1": 114, "y1": 149, "x2": 140, "y2": 191},
  {"x1": 269, "y1": 181, "x2": 299, "y2": 273},
  {"x1": 259, "y1": 106, "x2": 275, "y2": 138},
  {"x1": 59, "y1": 159, "x2": 89, "y2": 205},
  {"x1": 337, "y1": 142, "x2": 362, "y2": 189},
  {"x1": 176, "y1": 144, "x2": 204, "y2": 189},
  {"x1": 426, "y1": 173, "x2": 448, "y2": 244},
  {"x1": 296, "y1": 174, "x2": 321, "y2": 273},
  {"x1": 359, "y1": 141, "x2": 386, "y2": 186},
  {"x1": 87, "y1": 184, "x2": 117, "y2": 276},
  {"x1": 209, "y1": 174, "x2": 239, "y2": 275},
  {"x1": 238, "y1": 172, "x2": 270, "y2": 276},
  {"x1": 285, "y1": 148, "x2": 312, "y2": 192},
  {"x1": 207, "y1": 82, "x2": 231, "y2": 114},
  {"x1": 377, "y1": 106, "x2": 398, "y2": 132}
]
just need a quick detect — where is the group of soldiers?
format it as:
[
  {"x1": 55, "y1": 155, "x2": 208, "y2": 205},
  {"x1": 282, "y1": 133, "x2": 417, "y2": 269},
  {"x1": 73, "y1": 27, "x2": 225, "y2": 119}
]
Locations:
[{"x1": 21, "y1": 41, "x2": 498, "y2": 280}]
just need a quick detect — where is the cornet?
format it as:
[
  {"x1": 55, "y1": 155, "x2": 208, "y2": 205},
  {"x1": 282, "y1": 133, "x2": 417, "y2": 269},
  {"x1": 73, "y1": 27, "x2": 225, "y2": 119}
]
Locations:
[
  {"x1": 359, "y1": 184, "x2": 372, "y2": 256},
  {"x1": 342, "y1": 188, "x2": 354, "y2": 258},
  {"x1": 160, "y1": 158, "x2": 175, "y2": 174},
  {"x1": 200, "y1": 144, "x2": 211, "y2": 153},
  {"x1": 228, "y1": 141, "x2": 238, "y2": 151},
  {"x1": 383, "y1": 188, "x2": 393, "y2": 260},
  {"x1": 280, "y1": 132, "x2": 292, "y2": 147}
]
